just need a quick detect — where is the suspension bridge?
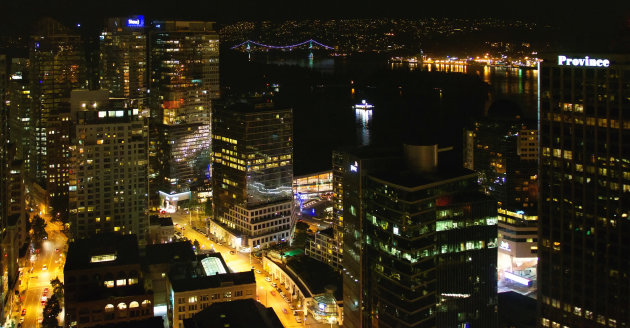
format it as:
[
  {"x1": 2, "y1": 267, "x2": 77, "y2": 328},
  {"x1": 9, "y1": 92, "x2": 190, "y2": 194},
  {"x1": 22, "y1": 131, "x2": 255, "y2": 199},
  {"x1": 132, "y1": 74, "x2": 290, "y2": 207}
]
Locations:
[{"x1": 230, "y1": 39, "x2": 334, "y2": 52}]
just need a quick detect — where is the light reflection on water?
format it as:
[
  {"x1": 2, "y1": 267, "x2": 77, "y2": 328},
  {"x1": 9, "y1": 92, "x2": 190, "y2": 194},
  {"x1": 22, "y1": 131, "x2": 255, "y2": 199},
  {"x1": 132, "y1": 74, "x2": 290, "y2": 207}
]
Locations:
[{"x1": 355, "y1": 108, "x2": 372, "y2": 146}]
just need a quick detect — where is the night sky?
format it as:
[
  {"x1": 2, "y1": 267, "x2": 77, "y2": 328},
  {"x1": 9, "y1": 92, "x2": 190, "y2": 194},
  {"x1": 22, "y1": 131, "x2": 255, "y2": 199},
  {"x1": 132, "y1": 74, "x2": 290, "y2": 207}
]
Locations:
[{"x1": 2, "y1": 0, "x2": 629, "y2": 30}]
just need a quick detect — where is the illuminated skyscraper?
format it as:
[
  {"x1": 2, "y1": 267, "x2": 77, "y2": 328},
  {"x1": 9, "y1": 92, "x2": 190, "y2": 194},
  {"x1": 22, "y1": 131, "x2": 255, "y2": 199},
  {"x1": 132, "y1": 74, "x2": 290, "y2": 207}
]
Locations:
[
  {"x1": 99, "y1": 15, "x2": 147, "y2": 99},
  {"x1": 211, "y1": 99, "x2": 293, "y2": 249},
  {"x1": 6, "y1": 58, "x2": 33, "y2": 178},
  {"x1": 30, "y1": 18, "x2": 87, "y2": 217},
  {"x1": 149, "y1": 21, "x2": 219, "y2": 204},
  {"x1": 340, "y1": 145, "x2": 498, "y2": 328},
  {"x1": 0, "y1": 55, "x2": 28, "y2": 325},
  {"x1": 538, "y1": 54, "x2": 630, "y2": 327},
  {"x1": 68, "y1": 90, "x2": 148, "y2": 243}
]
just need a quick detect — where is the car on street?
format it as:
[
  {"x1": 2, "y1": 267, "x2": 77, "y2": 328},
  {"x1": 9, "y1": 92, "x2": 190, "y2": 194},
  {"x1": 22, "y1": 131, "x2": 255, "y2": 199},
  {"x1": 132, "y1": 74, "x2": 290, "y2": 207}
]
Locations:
[
  {"x1": 265, "y1": 277, "x2": 271, "y2": 282},
  {"x1": 42, "y1": 264, "x2": 47, "y2": 270},
  {"x1": 21, "y1": 309, "x2": 26, "y2": 316},
  {"x1": 229, "y1": 250, "x2": 235, "y2": 255},
  {"x1": 270, "y1": 290, "x2": 276, "y2": 296},
  {"x1": 290, "y1": 305, "x2": 296, "y2": 310},
  {"x1": 282, "y1": 308, "x2": 288, "y2": 314},
  {"x1": 43, "y1": 288, "x2": 49, "y2": 295},
  {"x1": 296, "y1": 317, "x2": 302, "y2": 323},
  {"x1": 255, "y1": 269, "x2": 261, "y2": 274}
]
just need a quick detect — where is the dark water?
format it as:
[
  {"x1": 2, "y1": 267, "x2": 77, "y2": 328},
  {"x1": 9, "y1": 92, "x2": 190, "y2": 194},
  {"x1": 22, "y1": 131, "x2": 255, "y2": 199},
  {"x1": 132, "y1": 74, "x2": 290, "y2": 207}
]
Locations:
[{"x1": 223, "y1": 53, "x2": 538, "y2": 174}]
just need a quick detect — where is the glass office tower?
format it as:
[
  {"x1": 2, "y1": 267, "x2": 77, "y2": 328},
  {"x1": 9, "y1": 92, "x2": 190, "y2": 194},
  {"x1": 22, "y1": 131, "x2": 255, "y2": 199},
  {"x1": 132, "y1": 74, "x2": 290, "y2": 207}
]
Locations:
[
  {"x1": 341, "y1": 145, "x2": 498, "y2": 328},
  {"x1": 211, "y1": 99, "x2": 293, "y2": 249},
  {"x1": 30, "y1": 18, "x2": 87, "y2": 216},
  {"x1": 538, "y1": 54, "x2": 630, "y2": 328}
]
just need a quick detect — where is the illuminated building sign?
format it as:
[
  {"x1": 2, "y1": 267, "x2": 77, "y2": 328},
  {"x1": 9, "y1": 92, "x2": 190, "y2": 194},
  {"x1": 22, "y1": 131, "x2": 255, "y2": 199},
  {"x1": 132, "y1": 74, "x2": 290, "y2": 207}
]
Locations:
[
  {"x1": 499, "y1": 240, "x2": 511, "y2": 252},
  {"x1": 558, "y1": 55, "x2": 610, "y2": 67},
  {"x1": 504, "y1": 271, "x2": 532, "y2": 287},
  {"x1": 350, "y1": 161, "x2": 358, "y2": 173},
  {"x1": 126, "y1": 16, "x2": 145, "y2": 28}
]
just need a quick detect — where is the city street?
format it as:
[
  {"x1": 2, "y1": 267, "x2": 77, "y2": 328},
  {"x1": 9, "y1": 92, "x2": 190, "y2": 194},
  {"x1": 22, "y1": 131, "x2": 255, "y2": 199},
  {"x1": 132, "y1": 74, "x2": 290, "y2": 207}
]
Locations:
[
  {"x1": 14, "y1": 219, "x2": 66, "y2": 328},
  {"x1": 169, "y1": 212, "x2": 338, "y2": 328}
]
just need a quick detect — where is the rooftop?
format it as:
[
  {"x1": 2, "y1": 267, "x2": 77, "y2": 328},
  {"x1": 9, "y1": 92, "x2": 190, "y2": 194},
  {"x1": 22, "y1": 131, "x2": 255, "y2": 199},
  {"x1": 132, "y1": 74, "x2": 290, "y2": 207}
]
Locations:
[
  {"x1": 286, "y1": 256, "x2": 342, "y2": 300},
  {"x1": 65, "y1": 233, "x2": 139, "y2": 271},
  {"x1": 183, "y1": 299, "x2": 283, "y2": 328},
  {"x1": 144, "y1": 241, "x2": 196, "y2": 265},
  {"x1": 149, "y1": 215, "x2": 174, "y2": 227},
  {"x1": 170, "y1": 270, "x2": 255, "y2": 293}
]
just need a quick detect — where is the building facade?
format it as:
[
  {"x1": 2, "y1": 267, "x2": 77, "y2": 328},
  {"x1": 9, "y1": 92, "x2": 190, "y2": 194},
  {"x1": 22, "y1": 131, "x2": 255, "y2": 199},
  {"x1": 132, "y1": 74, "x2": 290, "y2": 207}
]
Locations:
[
  {"x1": 305, "y1": 227, "x2": 342, "y2": 269},
  {"x1": 464, "y1": 119, "x2": 539, "y2": 292},
  {"x1": 211, "y1": 100, "x2": 293, "y2": 249},
  {"x1": 30, "y1": 18, "x2": 87, "y2": 217},
  {"x1": 68, "y1": 90, "x2": 148, "y2": 243},
  {"x1": 167, "y1": 254, "x2": 256, "y2": 328},
  {"x1": 148, "y1": 20, "x2": 219, "y2": 200},
  {"x1": 538, "y1": 54, "x2": 630, "y2": 327},
  {"x1": 99, "y1": 16, "x2": 147, "y2": 99},
  {"x1": 64, "y1": 234, "x2": 154, "y2": 328}
]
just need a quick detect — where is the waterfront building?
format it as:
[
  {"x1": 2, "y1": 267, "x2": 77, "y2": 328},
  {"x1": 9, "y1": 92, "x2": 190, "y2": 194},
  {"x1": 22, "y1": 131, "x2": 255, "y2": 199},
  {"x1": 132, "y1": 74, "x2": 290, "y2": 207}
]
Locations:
[
  {"x1": 210, "y1": 99, "x2": 293, "y2": 250},
  {"x1": 538, "y1": 54, "x2": 630, "y2": 327},
  {"x1": 68, "y1": 90, "x2": 148, "y2": 243}
]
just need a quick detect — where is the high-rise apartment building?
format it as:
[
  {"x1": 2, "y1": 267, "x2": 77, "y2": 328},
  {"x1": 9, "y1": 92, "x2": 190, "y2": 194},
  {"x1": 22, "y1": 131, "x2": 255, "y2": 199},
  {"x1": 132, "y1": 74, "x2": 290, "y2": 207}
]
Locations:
[
  {"x1": 340, "y1": 145, "x2": 498, "y2": 328},
  {"x1": 464, "y1": 118, "x2": 539, "y2": 291},
  {"x1": 211, "y1": 99, "x2": 293, "y2": 250},
  {"x1": 68, "y1": 90, "x2": 148, "y2": 243},
  {"x1": 149, "y1": 21, "x2": 219, "y2": 203},
  {"x1": 30, "y1": 18, "x2": 87, "y2": 217},
  {"x1": 99, "y1": 16, "x2": 147, "y2": 99},
  {"x1": 538, "y1": 54, "x2": 630, "y2": 327}
]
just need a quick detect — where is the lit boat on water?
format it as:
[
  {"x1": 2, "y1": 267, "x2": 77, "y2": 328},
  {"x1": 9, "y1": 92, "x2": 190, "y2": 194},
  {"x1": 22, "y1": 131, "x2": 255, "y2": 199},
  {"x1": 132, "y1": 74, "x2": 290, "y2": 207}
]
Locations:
[{"x1": 354, "y1": 100, "x2": 374, "y2": 111}]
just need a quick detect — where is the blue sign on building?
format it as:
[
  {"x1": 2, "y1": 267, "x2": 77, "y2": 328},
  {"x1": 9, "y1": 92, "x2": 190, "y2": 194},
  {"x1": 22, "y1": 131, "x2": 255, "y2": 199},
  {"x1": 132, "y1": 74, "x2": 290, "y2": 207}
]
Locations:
[{"x1": 126, "y1": 15, "x2": 145, "y2": 28}]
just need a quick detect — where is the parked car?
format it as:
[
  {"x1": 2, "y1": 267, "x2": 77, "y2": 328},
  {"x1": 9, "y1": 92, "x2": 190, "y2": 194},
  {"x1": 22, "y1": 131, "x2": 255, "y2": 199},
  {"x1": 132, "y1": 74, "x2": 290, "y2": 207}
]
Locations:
[
  {"x1": 255, "y1": 269, "x2": 261, "y2": 274},
  {"x1": 265, "y1": 277, "x2": 271, "y2": 282},
  {"x1": 21, "y1": 309, "x2": 26, "y2": 316},
  {"x1": 296, "y1": 317, "x2": 302, "y2": 323}
]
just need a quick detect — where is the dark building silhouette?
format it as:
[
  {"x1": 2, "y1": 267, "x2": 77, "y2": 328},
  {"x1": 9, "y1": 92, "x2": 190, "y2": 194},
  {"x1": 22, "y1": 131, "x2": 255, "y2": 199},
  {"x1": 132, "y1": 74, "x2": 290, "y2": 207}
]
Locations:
[
  {"x1": 538, "y1": 54, "x2": 630, "y2": 327},
  {"x1": 340, "y1": 144, "x2": 498, "y2": 328},
  {"x1": 183, "y1": 298, "x2": 283, "y2": 328}
]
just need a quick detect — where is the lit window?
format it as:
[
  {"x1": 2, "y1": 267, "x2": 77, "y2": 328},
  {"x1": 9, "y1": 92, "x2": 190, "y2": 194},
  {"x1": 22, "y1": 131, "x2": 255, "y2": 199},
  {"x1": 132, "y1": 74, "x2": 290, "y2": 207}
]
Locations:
[
  {"x1": 129, "y1": 301, "x2": 139, "y2": 308},
  {"x1": 104, "y1": 280, "x2": 114, "y2": 288},
  {"x1": 116, "y1": 279, "x2": 127, "y2": 286},
  {"x1": 118, "y1": 303, "x2": 127, "y2": 310}
]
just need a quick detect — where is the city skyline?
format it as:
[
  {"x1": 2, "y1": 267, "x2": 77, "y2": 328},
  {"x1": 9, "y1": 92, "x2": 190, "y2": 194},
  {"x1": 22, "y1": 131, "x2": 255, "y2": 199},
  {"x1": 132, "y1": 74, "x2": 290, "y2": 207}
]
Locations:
[{"x1": 1, "y1": 6, "x2": 629, "y2": 328}]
